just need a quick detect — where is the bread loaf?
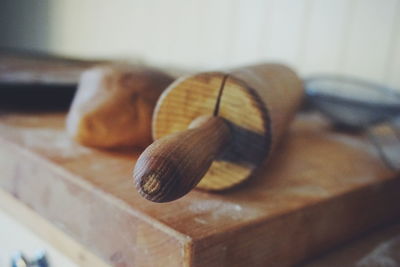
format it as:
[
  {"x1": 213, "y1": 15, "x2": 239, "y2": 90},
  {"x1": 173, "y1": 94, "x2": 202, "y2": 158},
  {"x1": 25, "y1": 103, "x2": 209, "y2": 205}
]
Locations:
[{"x1": 66, "y1": 64, "x2": 174, "y2": 148}]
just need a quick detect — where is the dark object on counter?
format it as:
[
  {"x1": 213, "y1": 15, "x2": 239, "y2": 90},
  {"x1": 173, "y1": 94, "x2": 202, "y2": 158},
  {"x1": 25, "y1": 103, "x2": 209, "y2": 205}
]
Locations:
[
  {"x1": 305, "y1": 75, "x2": 400, "y2": 170},
  {"x1": 11, "y1": 250, "x2": 48, "y2": 267},
  {"x1": 0, "y1": 49, "x2": 105, "y2": 110},
  {"x1": 305, "y1": 75, "x2": 400, "y2": 128}
]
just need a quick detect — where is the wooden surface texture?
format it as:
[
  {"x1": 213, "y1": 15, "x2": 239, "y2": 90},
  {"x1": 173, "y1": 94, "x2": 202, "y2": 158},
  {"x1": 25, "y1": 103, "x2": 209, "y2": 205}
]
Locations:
[
  {"x1": 0, "y1": 111, "x2": 399, "y2": 266},
  {"x1": 0, "y1": 190, "x2": 109, "y2": 267},
  {"x1": 134, "y1": 116, "x2": 232, "y2": 202},
  {"x1": 153, "y1": 64, "x2": 304, "y2": 191}
]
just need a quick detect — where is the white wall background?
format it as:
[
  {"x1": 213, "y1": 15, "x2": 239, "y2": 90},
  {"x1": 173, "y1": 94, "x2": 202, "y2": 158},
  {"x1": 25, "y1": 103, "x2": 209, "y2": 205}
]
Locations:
[{"x1": 1, "y1": 0, "x2": 400, "y2": 88}]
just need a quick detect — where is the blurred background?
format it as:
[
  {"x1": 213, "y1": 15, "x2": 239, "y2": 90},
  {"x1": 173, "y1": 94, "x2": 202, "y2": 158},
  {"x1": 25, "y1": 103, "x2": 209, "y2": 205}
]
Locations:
[
  {"x1": 1, "y1": 1, "x2": 400, "y2": 266},
  {"x1": 0, "y1": 0, "x2": 399, "y2": 88}
]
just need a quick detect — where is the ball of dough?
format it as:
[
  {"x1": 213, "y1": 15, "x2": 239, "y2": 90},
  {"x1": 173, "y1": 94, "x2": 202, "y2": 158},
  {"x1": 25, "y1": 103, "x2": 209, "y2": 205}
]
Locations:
[{"x1": 66, "y1": 64, "x2": 174, "y2": 148}]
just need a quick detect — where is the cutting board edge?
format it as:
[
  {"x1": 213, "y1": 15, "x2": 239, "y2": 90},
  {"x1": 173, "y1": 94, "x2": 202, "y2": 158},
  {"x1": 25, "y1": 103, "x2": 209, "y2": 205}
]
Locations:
[
  {"x1": 0, "y1": 136, "x2": 193, "y2": 266},
  {"x1": 188, "y1": 175, "x2": 400, "y2": 267}
]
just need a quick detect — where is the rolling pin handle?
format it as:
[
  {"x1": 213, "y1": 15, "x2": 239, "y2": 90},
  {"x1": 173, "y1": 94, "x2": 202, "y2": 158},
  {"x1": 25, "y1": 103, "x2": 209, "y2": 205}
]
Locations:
[{"x1": 133, "y1": 116, "x2": 231, "y2": 202}]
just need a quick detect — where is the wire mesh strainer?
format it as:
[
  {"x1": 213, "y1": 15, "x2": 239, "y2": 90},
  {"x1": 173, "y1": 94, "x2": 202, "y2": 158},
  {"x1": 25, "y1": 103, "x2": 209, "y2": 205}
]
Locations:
[{"x1": 305, "y1": 75, "x2": 400, "y2": 171}]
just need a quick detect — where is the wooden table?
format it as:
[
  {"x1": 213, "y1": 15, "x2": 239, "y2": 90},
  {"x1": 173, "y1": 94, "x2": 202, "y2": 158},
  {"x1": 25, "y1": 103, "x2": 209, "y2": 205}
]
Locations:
[
  {"x1": 304, "y1": 220, "x2": 400, "y2": 266},
  {"x1": 0, "y1": 110, "x2": 399, "y2": 267}
]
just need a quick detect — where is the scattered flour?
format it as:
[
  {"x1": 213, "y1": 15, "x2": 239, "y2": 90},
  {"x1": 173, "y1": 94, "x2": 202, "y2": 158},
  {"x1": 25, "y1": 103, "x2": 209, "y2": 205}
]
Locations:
[
  {"x1": 18, "y1": 128, "x2": 91, "y2": 158},
  {"x1": 356, "y1": 236, "x2": 400, "y2": 267},
  {"x1": 189, "y1": 199, "x2": 258, "y2": 224}
]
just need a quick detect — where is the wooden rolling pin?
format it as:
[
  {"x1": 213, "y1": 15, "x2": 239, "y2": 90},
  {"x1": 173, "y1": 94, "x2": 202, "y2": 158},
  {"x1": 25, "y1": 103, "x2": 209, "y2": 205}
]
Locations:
[{"x1": 133, "y1": 64, "x2": 304, "y2": 202}]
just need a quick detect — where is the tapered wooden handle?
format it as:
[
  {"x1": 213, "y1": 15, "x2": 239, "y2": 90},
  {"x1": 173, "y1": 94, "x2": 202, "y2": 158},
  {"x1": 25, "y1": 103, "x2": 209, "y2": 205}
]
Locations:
[{"x1": 133, "y1": 116, "x2": 231, "y2": 202}]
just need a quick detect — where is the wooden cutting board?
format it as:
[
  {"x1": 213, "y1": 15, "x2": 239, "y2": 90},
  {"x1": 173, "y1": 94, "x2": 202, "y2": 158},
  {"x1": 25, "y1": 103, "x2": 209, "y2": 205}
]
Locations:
[{"x1": 0, "y1": 111, "x2": 399, "y2": 267}]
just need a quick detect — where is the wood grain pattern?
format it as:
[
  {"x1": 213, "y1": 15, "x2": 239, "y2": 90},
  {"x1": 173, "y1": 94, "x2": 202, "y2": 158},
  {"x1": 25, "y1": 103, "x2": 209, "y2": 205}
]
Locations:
[
  {"x1": 0, "y1": 190, "x2": 109, "y2": 267},
  {"x1": 150, "y1": 64, "x2": 303, "y2": 193},
  {"x1": 134, "y1": 116, "x2": 231, "y2": 202},
  {"x1": 0, "y1": 112, "x2": 399, "y2": 266},
  {"x1": 0, "y1": 49, "x2": 104, "y2": 85},
  {"x1": 0, "y1": 50, "x2": 106, "y2": 110},
  {"x1": 303, "y1": 220, "x2": 400, "y2": 266}
]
